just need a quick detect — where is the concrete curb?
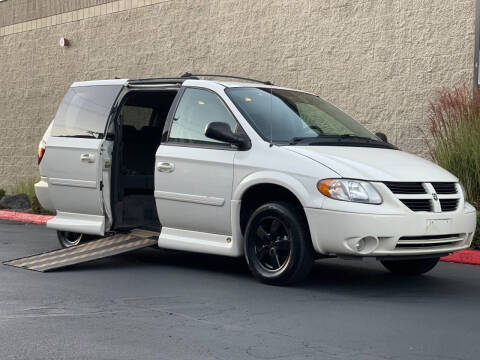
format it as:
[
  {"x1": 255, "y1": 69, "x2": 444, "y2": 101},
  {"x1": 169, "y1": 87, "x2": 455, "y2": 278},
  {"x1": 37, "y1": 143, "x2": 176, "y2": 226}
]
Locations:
[{"x1": 0, "y1": 210, "x2": 478, "y2": 265}]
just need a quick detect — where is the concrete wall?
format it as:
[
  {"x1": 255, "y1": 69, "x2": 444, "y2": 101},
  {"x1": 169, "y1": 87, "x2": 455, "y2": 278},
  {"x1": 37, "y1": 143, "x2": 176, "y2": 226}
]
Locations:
[{"x1": 0, "y1": 0, "x2": 476, "y2": 188}]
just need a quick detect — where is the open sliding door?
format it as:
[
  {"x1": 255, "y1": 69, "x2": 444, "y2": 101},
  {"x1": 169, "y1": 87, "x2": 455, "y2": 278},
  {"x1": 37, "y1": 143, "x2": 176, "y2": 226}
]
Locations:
[{"x1": 42, "y1": 84, "x2": 122, "y2": 235}]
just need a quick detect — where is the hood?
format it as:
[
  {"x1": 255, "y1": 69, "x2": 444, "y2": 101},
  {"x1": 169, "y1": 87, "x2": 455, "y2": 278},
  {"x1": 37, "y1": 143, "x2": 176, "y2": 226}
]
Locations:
[{"x1": 285, "y1": 146, "x2": 458, "y2": 182}]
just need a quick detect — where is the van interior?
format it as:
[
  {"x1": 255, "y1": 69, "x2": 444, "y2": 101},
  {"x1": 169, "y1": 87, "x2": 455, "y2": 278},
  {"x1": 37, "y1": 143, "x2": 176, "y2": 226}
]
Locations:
[{"x1": 112, "y1": 89, "x2": 178, "y2": 231}]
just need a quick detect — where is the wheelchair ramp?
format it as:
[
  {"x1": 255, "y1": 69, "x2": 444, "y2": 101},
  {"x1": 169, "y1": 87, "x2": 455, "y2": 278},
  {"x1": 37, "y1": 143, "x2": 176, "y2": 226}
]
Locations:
[{"x1": 4, "y1": 229, "x2": 159, "y2": 272}]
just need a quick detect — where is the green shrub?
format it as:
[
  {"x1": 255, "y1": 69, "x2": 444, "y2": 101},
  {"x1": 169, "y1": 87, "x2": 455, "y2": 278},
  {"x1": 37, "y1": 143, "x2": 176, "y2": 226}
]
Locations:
[
  {"x1": 473, "y1": 213, "x2": 480, "y2": 250},
  {"x1": 0, "y1": 188, "x2": 5, "y2": 201},
  {"x1": 427, "y1": 84, "x2": 480, "y2": 249},
  {"x1": 9, "y1": 177, "x2": 52, "y2": 214}
]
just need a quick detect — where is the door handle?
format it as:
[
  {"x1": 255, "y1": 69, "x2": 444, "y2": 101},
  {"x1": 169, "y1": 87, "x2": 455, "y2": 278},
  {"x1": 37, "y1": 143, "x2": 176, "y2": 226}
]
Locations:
[
  {"x1": 157, "y1": 162, "x2": 175, "y2": 173},
  {"x1": 80, "y1": 153, "x2": 95, "y2": 163}
]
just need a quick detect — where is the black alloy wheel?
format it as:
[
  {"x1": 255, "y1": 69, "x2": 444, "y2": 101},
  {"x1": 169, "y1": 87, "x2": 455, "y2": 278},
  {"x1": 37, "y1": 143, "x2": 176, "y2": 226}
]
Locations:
[
  {"x1": 254, "y1": 217, "x2": 292, "y2": 272},
  {"x1": 244, "y1": 202, "x2": 314, "y2": 285}
]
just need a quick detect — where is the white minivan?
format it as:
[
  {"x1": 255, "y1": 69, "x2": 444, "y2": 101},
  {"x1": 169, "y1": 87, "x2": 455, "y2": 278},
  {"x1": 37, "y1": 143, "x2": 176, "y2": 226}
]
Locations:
[{"x1": 35, "y1": 74, "x2": 477, "y2": 285}]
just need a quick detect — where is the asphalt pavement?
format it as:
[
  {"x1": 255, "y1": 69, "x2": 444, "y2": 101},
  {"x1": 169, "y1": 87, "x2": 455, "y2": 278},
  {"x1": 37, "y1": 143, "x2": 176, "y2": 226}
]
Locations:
[{"x1": 0, "y1": 219, "x2": 479, "y2": 360}]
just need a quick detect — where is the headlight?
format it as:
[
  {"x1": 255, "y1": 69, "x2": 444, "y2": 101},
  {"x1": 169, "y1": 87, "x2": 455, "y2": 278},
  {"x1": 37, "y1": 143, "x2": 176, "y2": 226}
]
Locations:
[{"x1": 317, "y1": 179, "x2": 382, "y2": 204}]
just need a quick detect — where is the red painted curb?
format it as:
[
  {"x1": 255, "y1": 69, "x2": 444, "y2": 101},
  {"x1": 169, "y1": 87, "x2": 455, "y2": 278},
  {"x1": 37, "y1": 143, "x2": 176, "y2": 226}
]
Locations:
[
  {"x1": 0, "y1": 210, "x2": 54, "y2": 225},
  {"x1": 441, "y1": 250, "x2": 480, "y2": 266},
  {"x1": 0, "y1": 209, "x2": 478, "y2": 265}
]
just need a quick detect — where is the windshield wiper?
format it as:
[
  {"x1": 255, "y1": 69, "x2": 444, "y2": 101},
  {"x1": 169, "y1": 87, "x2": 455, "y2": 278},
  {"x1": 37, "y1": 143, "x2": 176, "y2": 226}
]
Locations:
[
  {"x1": 289, "y1": 136, "x2": 319, "y2": 145},
  {"x1": 289, "y1": 134, "x2": 374, "y2": 145},
  {"x1": 336, "y1": 134, "x2": 375, "y2": 142},
  {"x1": 287, "y1": 134, "x2": 396, "y2": 149}
]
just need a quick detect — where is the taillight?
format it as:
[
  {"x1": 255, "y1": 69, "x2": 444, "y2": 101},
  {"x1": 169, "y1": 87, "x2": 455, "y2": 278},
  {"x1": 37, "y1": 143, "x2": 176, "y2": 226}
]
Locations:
[{"x1": 38, "y1": 140, "x2": 46, "y2": 164}]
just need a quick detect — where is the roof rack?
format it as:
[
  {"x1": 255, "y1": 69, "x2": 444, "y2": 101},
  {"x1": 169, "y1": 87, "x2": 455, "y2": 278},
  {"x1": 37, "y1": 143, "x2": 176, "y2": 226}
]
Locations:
[
  {"x1": 127, "y1": 76, "x2": 199, "y2": 86},
  {"x1": 181, "y1": 72, "x2": 273, "y2": 86}
]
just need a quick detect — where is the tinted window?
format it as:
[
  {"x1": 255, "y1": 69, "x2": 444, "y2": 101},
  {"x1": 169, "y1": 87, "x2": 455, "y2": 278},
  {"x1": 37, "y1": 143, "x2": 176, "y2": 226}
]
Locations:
[
  {"x1": 226, "y1": 88, "x2": 378, "y2": 143},
  {"x1": 168, "y1": 88, "x2": 237, "y2": 146},
  {"x1": 51, "y1": 85, "x2": 122, "y2": 138},
  {"x1": 120, "y1": 105, "x2": 154, "y2": 130}
]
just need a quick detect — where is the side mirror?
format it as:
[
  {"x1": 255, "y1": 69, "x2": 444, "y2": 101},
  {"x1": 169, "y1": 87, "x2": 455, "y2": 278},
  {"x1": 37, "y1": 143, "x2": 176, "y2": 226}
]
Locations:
[
  {"x1": 205, "y1": 122, "x2": 251, "y2": 150},
  {"x1": 375, "y1": 132, "x2": 388, "y2": 143}
]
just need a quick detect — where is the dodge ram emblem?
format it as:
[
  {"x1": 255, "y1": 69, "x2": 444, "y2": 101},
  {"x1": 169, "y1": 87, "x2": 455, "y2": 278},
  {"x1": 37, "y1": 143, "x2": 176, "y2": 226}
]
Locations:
[{"x1": 432, "y1": 193, "x2": 438, "y2": 201}]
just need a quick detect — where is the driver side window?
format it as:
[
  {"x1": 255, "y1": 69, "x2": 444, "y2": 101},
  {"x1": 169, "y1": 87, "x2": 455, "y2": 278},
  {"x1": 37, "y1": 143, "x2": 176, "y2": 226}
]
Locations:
[{"x1": 168, "y1": 88, "x2": 237, "y2": 146}]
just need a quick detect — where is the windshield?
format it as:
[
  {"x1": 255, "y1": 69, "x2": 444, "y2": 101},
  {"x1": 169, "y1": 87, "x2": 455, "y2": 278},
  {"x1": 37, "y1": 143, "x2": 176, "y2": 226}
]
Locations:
[{"x1": 226, "y1": 87, "x2": 383, "y2": 146}]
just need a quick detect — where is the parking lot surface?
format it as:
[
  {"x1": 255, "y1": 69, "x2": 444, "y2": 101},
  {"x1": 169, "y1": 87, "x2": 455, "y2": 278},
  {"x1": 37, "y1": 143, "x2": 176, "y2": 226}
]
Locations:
[{"x1": 1, "y1": 219, "x2": 479, "y2": 360}]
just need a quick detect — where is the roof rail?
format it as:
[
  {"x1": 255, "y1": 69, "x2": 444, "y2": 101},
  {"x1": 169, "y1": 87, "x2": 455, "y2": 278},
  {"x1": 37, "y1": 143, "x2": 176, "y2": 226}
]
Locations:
[
  {"x1": 181, "y1": 72, "x2": 273, "y2": 85},
  {"x1": 127, "y1": 76, "x2": 199, "y2": 86}
]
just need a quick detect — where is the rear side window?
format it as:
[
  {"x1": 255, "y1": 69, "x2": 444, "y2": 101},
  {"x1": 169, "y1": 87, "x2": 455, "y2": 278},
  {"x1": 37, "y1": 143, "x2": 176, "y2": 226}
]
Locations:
[{"x1": 51, "y1": 85, "x2": 122, "y2": 138}]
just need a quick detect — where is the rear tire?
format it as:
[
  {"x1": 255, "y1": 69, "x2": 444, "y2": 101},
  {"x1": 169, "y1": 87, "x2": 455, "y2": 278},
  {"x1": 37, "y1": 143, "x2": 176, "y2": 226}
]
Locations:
[
  {"x1": 381, "y1": 257, "x2": 440, "y2": 275},
  {"x1": 57, "y1": 231, "x2": 97, "y2": 248},
  {"x1": 244, "y1": 202, "x2": 314, "y2": 285}
]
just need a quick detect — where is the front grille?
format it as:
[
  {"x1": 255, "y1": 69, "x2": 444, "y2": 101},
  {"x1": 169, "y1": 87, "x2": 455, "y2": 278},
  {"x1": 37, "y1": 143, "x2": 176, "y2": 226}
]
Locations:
[
  {"x1": 383, "y1": 182, "x2": 426, "y2": 194},
  {"x1": 395, "y1": 234, "x2": 465, "y2": 249},
  {"x1": 400, "y1": 199, "x2": 431, "y2": 212},
  {"x1": 432, "y1": 182, "x2": 457, "y2": 194},
  {"x1": 384, "y1": 181, "x2": 460, "y2": 213},
  {"x1": 396, "y1": 242, "x2": 457, "y2": 248},
  {"x1": 440, "y1": 198, "x2": 459, "y2": 212}
]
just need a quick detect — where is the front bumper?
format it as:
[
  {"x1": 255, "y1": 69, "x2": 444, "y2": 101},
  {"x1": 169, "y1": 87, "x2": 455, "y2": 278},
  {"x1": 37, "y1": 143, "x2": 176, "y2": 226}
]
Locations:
[{"x1": 305, "y1": 205, "x2": 477, "y2": 257}]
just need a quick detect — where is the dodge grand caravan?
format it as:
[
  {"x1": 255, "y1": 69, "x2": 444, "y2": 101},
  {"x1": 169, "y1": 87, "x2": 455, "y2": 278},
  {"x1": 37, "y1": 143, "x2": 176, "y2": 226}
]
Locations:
[{"x1": 35, "y1": 74, "x2": 477, "y2": 285}]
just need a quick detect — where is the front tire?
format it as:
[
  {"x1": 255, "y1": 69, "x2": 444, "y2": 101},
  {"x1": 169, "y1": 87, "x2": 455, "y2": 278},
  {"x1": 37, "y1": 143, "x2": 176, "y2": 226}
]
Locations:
[
  {"x1": 244, "y1": 202, "x2": 314, "y2": 285},
  {"x1": 381, "y1": 257, "x2": 440, "y2": 275}
]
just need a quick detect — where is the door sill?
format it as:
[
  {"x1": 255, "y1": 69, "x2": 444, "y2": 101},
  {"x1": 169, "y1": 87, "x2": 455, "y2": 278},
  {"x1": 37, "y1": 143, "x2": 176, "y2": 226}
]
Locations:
[{"x1": 158, "y1": 227, "x2": 240, "y2": 257}]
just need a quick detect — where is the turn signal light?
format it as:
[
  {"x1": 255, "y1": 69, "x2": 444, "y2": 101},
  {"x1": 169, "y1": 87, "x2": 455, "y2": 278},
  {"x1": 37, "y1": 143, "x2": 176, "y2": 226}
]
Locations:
[
  {"x1": 317, "y1": 179, "x2": 333, "y2": 197},
  {"x1": 38, "y1": 140, "x2": 46, "y2": 165}
]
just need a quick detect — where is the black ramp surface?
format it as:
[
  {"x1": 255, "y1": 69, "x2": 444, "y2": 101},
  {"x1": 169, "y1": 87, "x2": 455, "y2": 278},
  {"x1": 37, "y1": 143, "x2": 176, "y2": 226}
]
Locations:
[{"x1": 4, "y1": 228, "x2": 159, "y2": 272}]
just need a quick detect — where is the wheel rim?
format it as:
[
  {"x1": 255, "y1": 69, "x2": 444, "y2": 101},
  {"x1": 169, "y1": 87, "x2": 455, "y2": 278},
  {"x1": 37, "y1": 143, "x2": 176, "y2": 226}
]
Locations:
[
  {"x1": 254, "y1": 217, "x2": 292, "y2": 272},
  {"x1": 62, "y1": 232, "x2": 83, "y2": 247}
]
